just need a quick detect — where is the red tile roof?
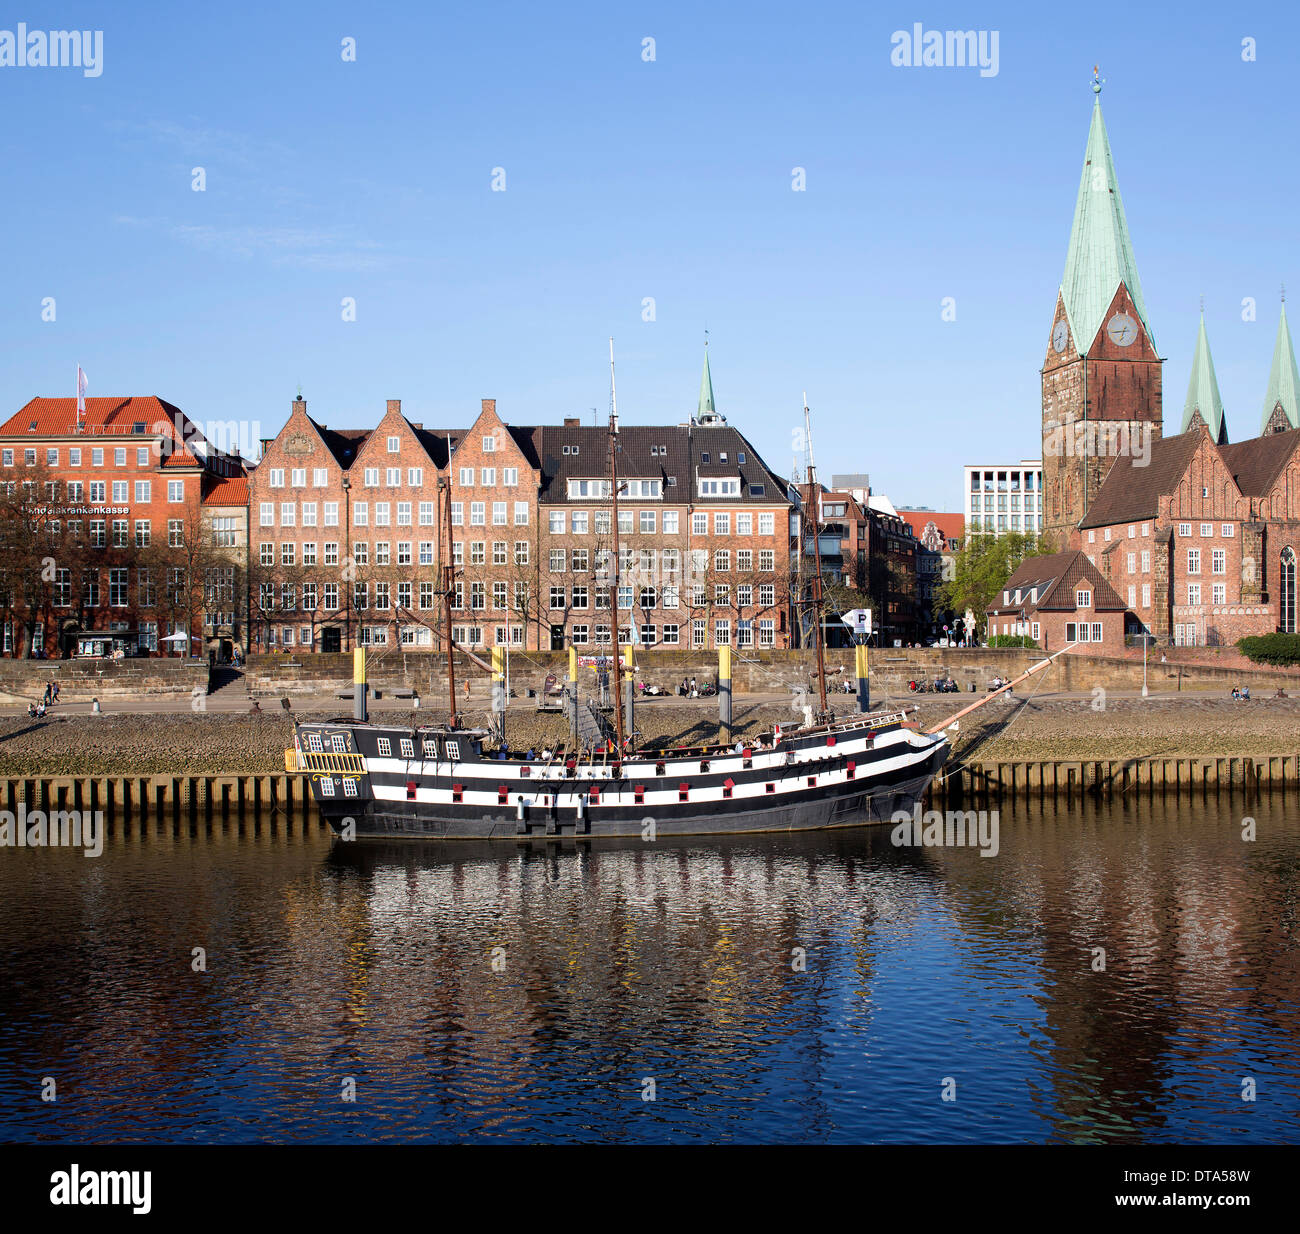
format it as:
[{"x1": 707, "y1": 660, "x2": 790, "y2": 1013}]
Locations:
[
  {"x1": 203, "y1": 473, "x2": 249, "y2": 505},
  {"x1": 0, "y1": 396, "x2": 197, "y2": 442}
]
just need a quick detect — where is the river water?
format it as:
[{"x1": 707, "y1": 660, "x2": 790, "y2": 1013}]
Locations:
[{"x1": 0, "y1": 796, "x2": 1296, "y2": 1144}]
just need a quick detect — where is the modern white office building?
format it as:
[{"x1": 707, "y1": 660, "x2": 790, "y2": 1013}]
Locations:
[{"x1": 964, "y1": 460, "x2": 1043, "y2": 536}]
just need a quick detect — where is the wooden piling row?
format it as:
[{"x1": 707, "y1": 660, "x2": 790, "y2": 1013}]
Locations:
[
  {"x1": 0, "y1": 772, "x2": 324, "y2": 834},
  {"x1": 931, "y1": 754, "x2": 1300, "y2": 806}
]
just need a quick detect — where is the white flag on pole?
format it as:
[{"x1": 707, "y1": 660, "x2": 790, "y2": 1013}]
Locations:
[{"x1": 76, "y1": 366, "x2": 88, "y2": 416}]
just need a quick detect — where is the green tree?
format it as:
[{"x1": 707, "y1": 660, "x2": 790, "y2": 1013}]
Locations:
[{"x1": 939, "y1": 532, "x2": 1054, "y2": 637}]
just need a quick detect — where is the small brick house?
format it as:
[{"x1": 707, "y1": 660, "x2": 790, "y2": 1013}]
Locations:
[{"x1": 986, "y1": 550, "x2": 1130, "y2": 654}]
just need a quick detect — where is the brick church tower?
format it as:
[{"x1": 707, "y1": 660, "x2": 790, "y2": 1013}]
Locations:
[{"x1": 1042, "y1": 74, "x2": 1163, "y2": 545}]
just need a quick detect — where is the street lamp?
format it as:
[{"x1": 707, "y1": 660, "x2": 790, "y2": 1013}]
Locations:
[{"x1": 1142, "y1": 630, "x2": 1150, "y2": 698}]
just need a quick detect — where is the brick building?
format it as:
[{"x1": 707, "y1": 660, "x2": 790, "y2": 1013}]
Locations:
[
  {"x1": 0, "y1": 395, "x2": 246, "y2": 658},
  {"x1": 899, "y1": 510, "x2": 965, "y2": 637},
  {"x1": 1025, "y1": 77, "x2": 1300, "y2": 648},
  {"x1": 247, "y1": 349, "x2": 799, "y2": 655},
  {"x1": 987, "y1": 550, "x2": 1129, "y2": 654}
]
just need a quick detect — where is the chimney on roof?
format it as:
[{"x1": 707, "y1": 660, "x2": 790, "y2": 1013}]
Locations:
[
  {"x1": 387, "y1": 399, "x2": 401, "y2": 415},
  {"x1": 292, "y1": 395, "x2": 305, "y2": 414},
  {"x1": 563, "y1": 417, "x2": 580, "y2": 428},
  {"x1": 260, "y1": 438, "x2": 273, "y2": 458},
  {"x1": 481, "y1": 398, "x2": 496, "y2": 416}
]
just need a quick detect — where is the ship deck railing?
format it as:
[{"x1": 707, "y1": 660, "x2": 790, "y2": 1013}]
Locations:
[{"x1": 285, "y1": 750, "x2": 369, "y2": 774}]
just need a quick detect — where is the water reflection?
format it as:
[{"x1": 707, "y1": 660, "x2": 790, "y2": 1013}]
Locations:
[{"x1": 0, "y1": 798, "x2": 1296, "y2": 1143}]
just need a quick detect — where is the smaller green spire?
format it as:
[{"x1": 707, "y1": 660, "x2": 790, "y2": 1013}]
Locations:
[
  {"x1": 1261, "y1": 300, "x2": 1300, "y2": 434},
  {"x1": 697, "y1": 340, "x2": 719, "y2": 422},
  {"x1": 1181, "y1": 311, "x2": 1227, "y2": 443}
]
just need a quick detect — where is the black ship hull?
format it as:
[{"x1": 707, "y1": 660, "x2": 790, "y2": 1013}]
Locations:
[{"x1": 291, "y1": 710, "x2": 950, "y2": 841}]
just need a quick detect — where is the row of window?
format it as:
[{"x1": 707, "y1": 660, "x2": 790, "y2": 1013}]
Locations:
[
  {"x1": 42, "y1": 567, "x2": 190, "y2": 608},
  {"x1": 18, "y1": 477, "x2": 185, "y2": 503},
  {"x1": 546, "y1": 509, "x2": 777, "y2": 536},
  {"x1": 1089, "y1": 522, "x2": 1235, "y2": 544},
  {"x1": 3, "y1": 446, "x2": 162, "y2": 469},
  {"x1": 32, "y1": 518, "x2": 189, "y2": 548},
  {"x1": 3, "y1": 620, "x2": 166, "y2": 654},
  {"x1": 546, "y1": 547, "x2": 777, "y2": 573},
  {"x1": 449, "y1": 502, "x2": 531, "y2": 527},
  {"x1": 543, "y1": 583, "x2": 779, "y2": 611}
]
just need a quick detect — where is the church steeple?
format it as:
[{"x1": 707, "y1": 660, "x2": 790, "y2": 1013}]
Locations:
[
  {"x1": 695, "y1": 337, "x2": 725, "y2": 425},
  {"x1": 1261, "y1": 298, "x2": 1300, "y2": 434},
  {"x1": 1059, "y1": 74, "x2": 1153, "y2": 354},
  {"x1": 1181, "y1": 310, "x2": 1228, "y2": 443}
]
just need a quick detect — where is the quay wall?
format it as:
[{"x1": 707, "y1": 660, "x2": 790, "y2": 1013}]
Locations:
[
  {"x1": 0, "y1": 658, "x2": 211, "y2": 703},
  {"x1": 2, "y1": 756, "x2": 1297, "y2": 834},
  {"x1": 244, "y1": 647, "x2": 1300, "y2": 699}
]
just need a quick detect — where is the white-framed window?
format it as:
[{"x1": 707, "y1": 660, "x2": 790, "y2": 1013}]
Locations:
[
  {"x1": 451, "y1": 502, "x2": 463, "y2": 526},
  {"x1": 1221, "y1": 523, "x2": 1234, "y2": 537},
  {"x1": 1127, "y1": 553, "x2": 1136, "y2": 574},
  {"x1": 1127, "y1": 585, "x2": 1136, "y2": 607},
  {"x1": 459, "y1": 468, "x2": 474, "y2": 486},
  {"x1": 291, "y1": 468, "x2": 306, "y2": 487},
  {"x1": 1212, "y1": 583, "x2": 1226, "y2": 605},
  {"x1": 503, "y1": 467, "x2": 518, "y2": 486},
  {"x1": 549, "y1": 511, "x2": 565, "y2": 534},
  {"x1": 1187, "y1": 549, "x2": 1200, "y2": 574},
  {"x1": 375, "y1": 502, "x2": 391, "y2": 527},
  {"x1": 1142, "y1": 584, "x2": 1151, "y2": 607},
  {"x1": 260, "y1": 503, "x2": 274, "y2": 527},
  {"x1": 482, "y1": 435, "x2": 496, "y2": 453},
  {"x1": 302, "y1": 502, "x2": 317, "y2": 526},
  {"x1": 1076, "y1": 589, "x2": 1091, "y2": 608},
  {"x1": 639, "y1": 510, "x2": 656, "y2": 533},
  {"x1": 714, "y1": 512, "x2": 730, "y2": 536},
  {"x1": 1187, "y1": 583, "x2": 1202, "y2": 605},
  {"x1": 1201, "y1": 523, "x2": 1214, "y2": 537},
  {"x1": 514, "y1": 502, "x2": 529, "y2": 525},
  {"x1": 759, "y1": 512, "x2": 775, "y2": 536},
  {"x1": 1141, "y1": 550, "x2": 1151, "y2": 573},
  {"x1": 471, "y1": 502, "x2": 485, "y2": 525},
  {"x1": 692, "y1": 513, "x2": 707, "y2": 535},
  {"x1": 313, "y1": 468, "x2": 329, "y2": 486},
  {"x1": 269, "y1": 468, "x2": 285, "y2": 488},
  {"x1": 280, "y1": 503, "x2": 295, "y2": 526},
  {"x1": 1211, "y1": 549, "x2": 1225, "y2": 574},
  {"x1": 1178, "y1": 522, "x2": 1192, "y2": 537}
]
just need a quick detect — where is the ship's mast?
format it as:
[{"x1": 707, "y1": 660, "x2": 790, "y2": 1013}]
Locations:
[
  {"x1": 804, "y1": 393, "x2": 828, "y2": 716},
  {"x1": 608, "y1": 338, "x2": 627, "y2": 757},
  {"x1": 440, "y1": 465, "x2": 458, "y2": 727}
]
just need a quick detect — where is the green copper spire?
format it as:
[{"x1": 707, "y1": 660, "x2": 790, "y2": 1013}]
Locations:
[
  {"x1": 697, "y1": 340, "x2": 718, "y2": 421},
  {"x1": 1059, "y1": 84, "x2": 1153, "y2": 354},
  {"x1": 1261, "y1": 301, "x2": 1300, "y2": 433},
  {"x1": 1181, "y1": 311, "x2": 1227, "y2": 443}
]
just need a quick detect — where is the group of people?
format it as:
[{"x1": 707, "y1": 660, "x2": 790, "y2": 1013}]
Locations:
[
  {"x1": 676, "y1": 677, "x2": 715, "y2": 697},
  {"x1": 1230, "y1": 685, "x2": 1252, "y2": 701},
  {"x1": 28, "y1": 679, "x2": 60, "y2": 717}
]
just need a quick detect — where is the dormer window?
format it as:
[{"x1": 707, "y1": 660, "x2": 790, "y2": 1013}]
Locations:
[
  {"x1": 738, "y1": 452, "x2": 746, "y2": 464},
  {"x1": 701, "y1": 453, "x2": 709, "y2": 464},
  {"x1": 720, "y1": 452, "x2": 728, "y2": 464},
  {"x1": 1076, "y1": 589, "x2": 1092, "y2": 608},
  {"x1": 132, "y1": 422, "x2": 146, "y2": 434}
]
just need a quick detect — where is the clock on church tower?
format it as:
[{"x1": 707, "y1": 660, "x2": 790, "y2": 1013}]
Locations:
[{"x1": 1041, "y1": 79, "x2": 1163, "y2": 546}]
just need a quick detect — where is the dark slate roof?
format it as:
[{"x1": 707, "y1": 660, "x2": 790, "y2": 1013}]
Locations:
[
  {"x1": 1078, "y1": 430, "x2": 1203, "y2": 528},
  {"x1": 411, "y1": 427, "x2": 467, "y2": 469},
  {"x1": 690, "y1": 423, "x2": 789, "y2": 502},
  {"x1": 987, "y1": 550, "x2": 1126, "y2": 615},
  {"x1": 309, "y1": 417, "x2": 371, "y2": 469},
  {"x1": 1217, "y1": 427, "x2": 1300, "y2": 496},
  {"x1": 538, "y1": 425, "x2": 688, "y2": 501}
]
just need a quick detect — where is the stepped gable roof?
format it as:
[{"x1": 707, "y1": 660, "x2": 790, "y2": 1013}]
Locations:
[
  {"x1": 987, "y1": 550, "x2": 1126, "y2": 615},
  {"x1": 1078, "y1": 431, "x2": 1203, "y2": 529}
]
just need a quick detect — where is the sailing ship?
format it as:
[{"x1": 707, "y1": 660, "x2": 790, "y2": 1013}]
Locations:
[{"x1": 289, "y1": 353, "x2": 967, "y2": 839}]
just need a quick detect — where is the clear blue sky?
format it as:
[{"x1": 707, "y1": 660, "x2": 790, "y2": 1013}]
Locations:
[{"x1": 2, "y1": 2, "x2": 1295, "y2": 510}]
